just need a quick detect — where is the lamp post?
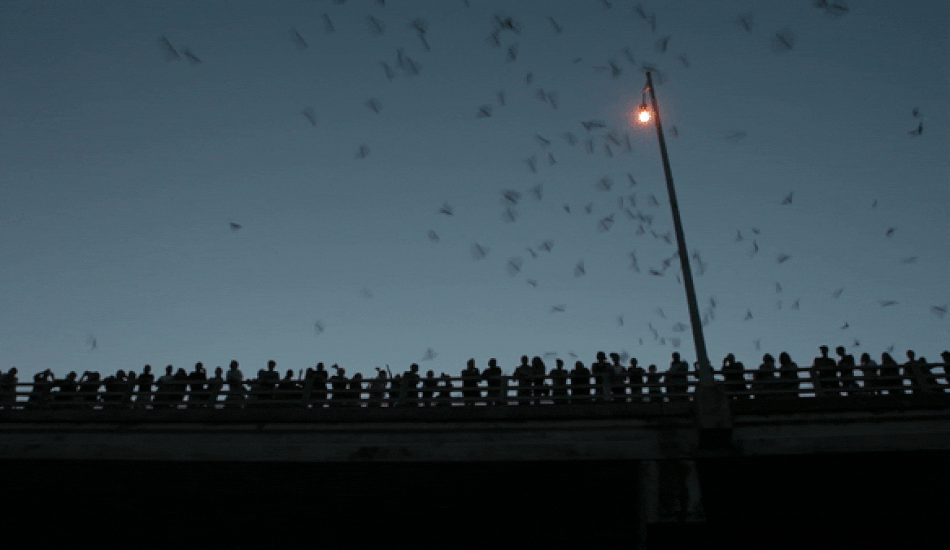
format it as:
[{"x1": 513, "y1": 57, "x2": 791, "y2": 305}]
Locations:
[{"x1": 636, "y1": 71, "x2": 713, "y2": 388}]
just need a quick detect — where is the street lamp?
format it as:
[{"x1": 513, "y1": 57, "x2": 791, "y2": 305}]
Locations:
[{"x1": 636, "y1": 71, "x2": 713, "y2": 388}]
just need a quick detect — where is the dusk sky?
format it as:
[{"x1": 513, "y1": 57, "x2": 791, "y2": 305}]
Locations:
[{"x1": 1, "y1": 0, "x2": 947, "y2": 381}]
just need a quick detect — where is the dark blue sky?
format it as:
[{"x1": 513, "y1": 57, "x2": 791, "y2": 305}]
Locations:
[{"x1": 1, "y1": 0, "x2": 947, "y2": 379}]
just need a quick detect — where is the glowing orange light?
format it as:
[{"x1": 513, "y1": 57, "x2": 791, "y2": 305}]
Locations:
[{"x1": 637, "y1": 103, "x2": 651, "y2": 123}]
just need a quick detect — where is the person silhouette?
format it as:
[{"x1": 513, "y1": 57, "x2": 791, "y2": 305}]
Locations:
[
  {"x1": 136, "y1": 365, "x2": 154, "y2": 408},
  {"x1": 609, "y1": 352, "x2": 627, "y2": 402},
  {"x1": 403, "y1": 364, "x2": 421, "y2": 407},
  {"x1": 879, "y1": 352, "x2": 900, "y2": 395},
  {"x1": 721, "y1": 353, "x2": 747, "y2": 399},
  {"x1": 549, "y1": 359, "x2": 568, "y2": 404},
  {"x1": 311, "y1": 363, "x2": 329, "y2": 407},
  {"x1": 78, "y1": 370, "x2": 101, "y2": 406},
  {"x1": 188, "y1": 362, "x2": 208, "y2": 407},
  {"x1": 569, "y1": 360, "x2": 592, "y2": 403},
  {"x1": 461, "y1": 359, "x2": 481, "y2": 406},
  {"x1": 261, "y1": 360, "x2": 280, "y2": 402},
  {"x1": 858, "y1": 352, "x2": 878, "y2": 396},
  {"x1": 225, "y1": 360, "x2": 245, "y2": 407},
  {"x1": 422, "y1": 370, "x2": 438, "y2": 407},
  {"x1": 646, "y1": 365, "x2": 663, "y2": 402},
  {"x1": 369, "y1": 368, "x2": 388, "y2": 407},
  {"x1": 665, "y1": 352, "x2": 689, "y2": 401},
  {"x1": 777, "y1": 352, "x2": 799, "y2": 397},
  {"x1": 207, "y1": 366, "x2": 225, "y2": 406},
  {"x1": 482, "y1": 358, "x2": 503, "y2": 405},
  {"x1": 812, "y1": 346, "x2": 838, "y2": 397},
  {"x1": 29, "y1": 369, "x2": 54, "y2": 409},
  {"x1": 628, "y1": 358, "x2": 645, "y2": 402},
  {"x1": 513, "y1": 356, "x2": 533, "y2": 405},
  {"x1": 54, "y1": 371, "x2": 79, "y2": 407},
  {"x1": 591, "y1": 351, "x2": 610, "y2": 401},
  {"x1": 279, "y1": 369, "x2": 302, "y2": 404},
  {"x1": 751, "y1": 354, "x2": 777, "y2": 399},
  {"x1": 330, "y1": 365, "x2": 348, "y2": 406},
  {"x1": 836, "y1": 346, "x2": 857, "y2": 396},
  {"x1": 530, "y1": 356, "x2": 548, "y2": 403}
]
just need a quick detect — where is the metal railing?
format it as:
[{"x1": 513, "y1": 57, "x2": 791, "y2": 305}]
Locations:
[{"x1": 1, "y1": 364, "x2": 947, "y2": 413}]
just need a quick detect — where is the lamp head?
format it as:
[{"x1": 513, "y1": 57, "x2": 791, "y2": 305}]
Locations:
[{"x1": 636, "y1": 103, "x2": 651, "y2": 123}]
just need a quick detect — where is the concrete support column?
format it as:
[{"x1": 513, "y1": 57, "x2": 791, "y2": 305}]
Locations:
[{"x1": 638, "y1": 459, "x2": 706, "y2": 549}]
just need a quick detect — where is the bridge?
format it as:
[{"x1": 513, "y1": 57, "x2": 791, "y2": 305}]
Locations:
[{"x1": 2, "y1": 366, "x2": 948, "y2": 549}]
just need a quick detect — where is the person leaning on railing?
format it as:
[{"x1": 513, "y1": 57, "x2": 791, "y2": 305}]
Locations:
[{"x1": 29, "y1": 369, "x2": 54, "y2": 409}]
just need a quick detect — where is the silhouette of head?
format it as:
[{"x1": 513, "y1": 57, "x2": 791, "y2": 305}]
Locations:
[
  {"x1": 672, "y1": 352, "x2": 681, "y2": 362},
  {"x1": 267, "y1": 360, "x2": 276, "y2": 370}
]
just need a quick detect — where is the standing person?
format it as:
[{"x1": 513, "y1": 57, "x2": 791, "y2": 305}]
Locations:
[
  {"x1": 0, "y1": 368, "x2": 17, "y2": 409},
  {"x1": 349, "y1": 372, "x2": 364, "y2": 406},
  {"x1": 591, "y1": 351, "x2": 610, "y2": 401},
  {"x1": 721, "y1": 354, "x2": 747, "y2": 399},
  {"x1": 878, "y1": 352, "x2": 900, "y2": 395},
  {"x1": 260, "y1": 360, "x2": 280, "y2": 403},
  {"x1": 136, "y1": 365, "x2": 155, "y2": 408},
  {"x1": 751, "y1": 354, "x2": 777, "y2": 399},
  {"x1": 481, "y1": 359, "x2": 503, "y2": 405},
  {"x1": 461, "y1": 359, "x2": 481, "y2": 406},
  {"x1": 665, "y1": 353, "x2": 689, "y2": 402},
  {"x1": 29, "y1": 369, "x2": 55, "y2": 409},
  {"x1": 569, "y1": 360, "x2": 592, "y2": 404},
  {"x1": 530, "y1": 356, "x2": 548, "y2": 404},
  {"x1": 225, "y1": 360, "x2": 245, "y2": 408},
  {"x1": 646, "y1": 365, "x2": 663, "y2": 402},
  {"x1": 78, "y1": 370, "x2": 102, "y2": 406},
  {"x1": 609, "y1": 352, "x2": 627, "y2": 402},
  {"x1": 812, "y1": 346, "x2": 838, "y2": 397},
  {"x1": 628, "y1": 358, "x2": 645, "y2": 402},
  {"x1": 311, "y1": 363, "x2": 329, "y2": 407},
  {"x1": 836, "y1": 346, "x2": 858, "y2": 396},
  {"x1": 436, "y1": 373, "x2": 453, "y2": 406},
  {"x1": 422, "y1": 370, "x2": 438, "y2": 407},
  {"x1": 172, "y1": 368, "x2": 189, "y2": 406},
  {"x1": 369, "y1": 368, "x2": 388, "y2": 407},
  {"x1": 278, "y1": 369, "x2": 302, "y2": 404},
  {"x1": 330, "y1": 365, "x2": 349, "y2": 406},
  {"x1": 777, "y1": 352, "x2": 800, "y2": 397},
  {"x1": 206, "y1": 367, "x2": 225, "y2": 407},
  {"x1": 858, "y1": 353, "x2": 879, "y2": 396},
  {"x1": 403, "y1": 364, "x2": 421, "y2": 407},
  {"x1": 54, "y1": 371, "x2": 79, "y2": 407},
  {"x1": 513, "y1": 356, "x2": 534, "y2": 405},
  {"x1": 188, "y1": 363, "x2": 208, "y2": 407},
  {"x1": 549, "y1": 359, "x2": 569, "y2": 404}
]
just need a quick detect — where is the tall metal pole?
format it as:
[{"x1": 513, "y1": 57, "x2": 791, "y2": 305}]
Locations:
[{"x1": 643, "y1": 71, "x2": 713, "y2": 387}]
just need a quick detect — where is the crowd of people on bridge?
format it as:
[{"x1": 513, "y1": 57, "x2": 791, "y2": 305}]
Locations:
[{"x1": 1, "y1": 347, "x2": 948, "y2": 410}]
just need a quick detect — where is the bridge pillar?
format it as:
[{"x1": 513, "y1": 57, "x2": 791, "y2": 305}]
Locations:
[{"x1": 638, "y1": 459, "x2": 706, "y2": 549}]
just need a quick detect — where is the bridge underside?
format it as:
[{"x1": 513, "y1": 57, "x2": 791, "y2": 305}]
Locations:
[{"x1": 2, "y1": 452, "x2": 947, "y2": 549}]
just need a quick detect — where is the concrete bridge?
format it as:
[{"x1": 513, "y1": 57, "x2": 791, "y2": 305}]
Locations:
[{"x1": 2, "y1": 376, "x2": 949, "y2": 549}]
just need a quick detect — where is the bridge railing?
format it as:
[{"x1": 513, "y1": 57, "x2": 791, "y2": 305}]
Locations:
[{"x1": 1, "y1": 364, "x2": 947, "y2": 411}]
